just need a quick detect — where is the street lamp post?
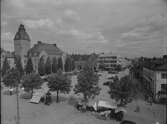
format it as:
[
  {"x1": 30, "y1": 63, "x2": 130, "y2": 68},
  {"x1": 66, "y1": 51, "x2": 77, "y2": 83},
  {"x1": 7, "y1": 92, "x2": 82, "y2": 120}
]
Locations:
[{"x1": 16, "y1": 84, "x2": 20, "y2": 124}]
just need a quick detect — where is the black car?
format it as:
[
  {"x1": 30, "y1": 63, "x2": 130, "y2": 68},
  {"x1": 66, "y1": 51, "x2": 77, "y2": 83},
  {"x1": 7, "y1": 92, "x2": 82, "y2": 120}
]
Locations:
[
  {"x1": 120, "y1": 120, "x2": 136, "y2": 124},
  {"x1": 103, "y1": 81, "x2": 110, "y2": 86}
]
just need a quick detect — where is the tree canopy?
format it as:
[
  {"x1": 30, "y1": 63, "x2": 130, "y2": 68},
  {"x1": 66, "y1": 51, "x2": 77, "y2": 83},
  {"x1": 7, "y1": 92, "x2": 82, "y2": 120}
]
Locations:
[
  {"x1": 25, "y1": 57, "x2": 33, "y2": 74},
  {"x1": 74, "y1": 61, "x2": 100, "y2": 103},
  {"x1": 15, "y1": 56, "x2": 24, "y2": 77},
  {"x1": 45, "y1": 57, "x2": 52, "y2": 75},
  {"x1": 3, "y1": 68, "x2": 20, "y2": 88},
  {"x1": 22, "y1": 73, "x2": 43, "y2": 97},
  {"x1": 47, "y1": 70, "x2": 71, "y2": 102},
  {"x1": 38, "y1": 57, "x2": 45, "y2": 76},
  {"x1": 52, "y1": 57, "x2": 58, "y2": 73},
  {"x1": 108, "y1": 76, "x2": 137, "y2": 106},
  {"x1": 2, "y1": 57, "x2": 10, "y2": 77},
  {"x1": 58, "y1": 57, "x2": 63, "y2": 70},
  {"x1": 65, "y1": 57, "x2": 72, "y2": 72}
]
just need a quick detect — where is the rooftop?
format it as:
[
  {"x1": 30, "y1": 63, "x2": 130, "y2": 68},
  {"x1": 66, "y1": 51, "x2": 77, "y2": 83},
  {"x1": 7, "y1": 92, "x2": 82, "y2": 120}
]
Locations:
[
  {"x1": 14, "y1": 24, "x2": 30, "y2": 41},
  {"x1": 99, "y1": 52, "x2": 117, "y2": 57},
  {"x1": 144, "y1": 63, "x2": 167, "y2": 71},
  {"x1": 28, "y1": 41, "x2": 63, "y2": 56}
]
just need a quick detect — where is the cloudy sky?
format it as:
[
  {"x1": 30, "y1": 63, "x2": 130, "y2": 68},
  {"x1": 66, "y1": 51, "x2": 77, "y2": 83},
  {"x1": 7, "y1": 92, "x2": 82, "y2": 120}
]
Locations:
[{"x1": 1, "y1": 0, "x2": 167, "y2": 57}]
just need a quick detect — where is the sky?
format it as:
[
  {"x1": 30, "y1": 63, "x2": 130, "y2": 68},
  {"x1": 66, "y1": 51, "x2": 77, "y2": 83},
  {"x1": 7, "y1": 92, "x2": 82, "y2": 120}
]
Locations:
[{"x1": 1, "y1": 0, "x2": 167, "y2": 57}]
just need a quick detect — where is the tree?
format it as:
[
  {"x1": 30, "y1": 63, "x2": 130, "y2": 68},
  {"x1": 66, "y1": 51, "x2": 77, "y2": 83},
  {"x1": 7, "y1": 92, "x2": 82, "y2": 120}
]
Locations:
[
  {"x1": 45, "y1": 57, "x2": 52, "y2": 75},
  {"x1": 58, "y1": 57, "x2": 63, "y2": 70},
  {"x1": 65, "y1": 57, "x2": 72, "y2": 72},
  {"x1": 3, "y1": 68, "x2": 20, "y2": 88},
  {"x1": 47, "y1": 70, "x2": 71, "y2": 102},
  {"x1": 3, "y1": 68, "x2": 21, "y2": 124},
  {"x1": 74, "y1": 61, "x2": 101, "y2": 103},
  {"x1": 2, "y1": 57, "x2": 10, "y2": 77},
  {"x1": 52, "y1": 57, "x2": 58, "y2": 73},
  {"x1": 22, "y1": 73, "x2": 43, "y2": 98},
  {"x1": 25, "y1": 57, "x2": 33, "y2": 74},
  {"x1": 71, "y1": 59, "x2": 75, "y2": 71},
  {"x1": 15, "y1": 56, "x2": 24, "y2": 77},
  {"x1": 38, "y1": 57, "x2": 45, "y2": 76},
  {"x1": 115, "y1": 64, "x2": 122, "y2": 71},
  {"x1": 108, "y1": 76, "x2": 136, "y2": 106},
  {"x1": 99, "y1": 62, "x2": 105, "y2": 71}
]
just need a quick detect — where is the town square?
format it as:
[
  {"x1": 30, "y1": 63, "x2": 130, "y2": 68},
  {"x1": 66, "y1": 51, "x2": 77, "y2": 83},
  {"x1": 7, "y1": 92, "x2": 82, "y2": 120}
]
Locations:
[{"x1": 1, "y1": 0, "x2": 167, "y2": 124}]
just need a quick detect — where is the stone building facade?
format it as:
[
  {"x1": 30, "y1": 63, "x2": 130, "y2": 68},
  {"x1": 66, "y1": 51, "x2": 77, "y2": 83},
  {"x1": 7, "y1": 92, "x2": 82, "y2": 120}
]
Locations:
[
  {"x1": 14, "y1": 24, "x2": 31, "y2": 68},
  {"x1": 13, "y1": 24, "x2": 66, "y2": 73},
  {"x1": 28, "y1": 41, "x2": 67, "y2": 73}
]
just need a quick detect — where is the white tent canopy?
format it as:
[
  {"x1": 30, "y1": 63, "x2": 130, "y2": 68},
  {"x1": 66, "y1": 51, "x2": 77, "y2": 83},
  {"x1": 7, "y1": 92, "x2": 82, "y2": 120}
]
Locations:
[
  {"x1": 30, "y1": 82, "x2": 49, "y2": 104},
  {"x1": 93, "y1": 100, "x2": 117, "y2": 111}
]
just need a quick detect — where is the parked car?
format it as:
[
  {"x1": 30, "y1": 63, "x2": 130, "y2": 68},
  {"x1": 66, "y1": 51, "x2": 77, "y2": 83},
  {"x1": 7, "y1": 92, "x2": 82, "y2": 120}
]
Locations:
[
  {"x1": 120, "y1": 120, "x2": 136, "y2": 124},
  {"x1": 103, "y1": 81, "x2": 110, "y2": 86}
]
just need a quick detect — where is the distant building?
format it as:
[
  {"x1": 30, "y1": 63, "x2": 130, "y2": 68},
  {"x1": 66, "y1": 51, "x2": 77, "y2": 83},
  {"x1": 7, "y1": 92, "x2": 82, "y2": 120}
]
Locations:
[
  {"x1": 1, "y1": 48, "x2": 15, "y2": 69},
  {"x1": 143, "y1": 63, "x2": 167, "y2": 101},
  {"x1": 74, "y1": 53, "x2": 98, "y2": 71},
  {"x1": 14, "y1": 24, "x2": 31, "y2": 68},
  {"x1": 12, "y1": 24, "x2": 67, "y2": 73},
  {"x1": 118, "y1": 57, "x2": 131, "y2": 69},
  {"x1": 75, "y1": 60, "x2": 86, "y2": 71},
  {"x1": 28, "y1": 41, "x2": 67, "y2": 73},
  {"x1": 97, "y1": 52, "x2": 118, "y2": 71}
]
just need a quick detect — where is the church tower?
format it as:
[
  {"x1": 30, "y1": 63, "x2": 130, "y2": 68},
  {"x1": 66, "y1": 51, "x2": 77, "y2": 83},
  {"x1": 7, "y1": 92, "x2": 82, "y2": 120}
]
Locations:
[{"x1": 14, "y1": 24, "x2": 31, "y2": 68}]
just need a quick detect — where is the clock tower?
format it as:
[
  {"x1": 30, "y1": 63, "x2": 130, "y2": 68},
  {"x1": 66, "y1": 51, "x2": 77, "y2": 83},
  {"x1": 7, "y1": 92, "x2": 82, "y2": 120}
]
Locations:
[{"x1": 14, "y1": 24, "x2": 31, "y2": 68}]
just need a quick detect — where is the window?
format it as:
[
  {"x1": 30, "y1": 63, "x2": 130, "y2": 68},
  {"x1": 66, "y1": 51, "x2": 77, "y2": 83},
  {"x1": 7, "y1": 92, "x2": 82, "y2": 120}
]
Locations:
[
  {"x1": 161, "y1": 73, "x2": 167, "y2": 79},
  {"x1": 161, "y1": 84, "x2": 167, "y2": 93}
]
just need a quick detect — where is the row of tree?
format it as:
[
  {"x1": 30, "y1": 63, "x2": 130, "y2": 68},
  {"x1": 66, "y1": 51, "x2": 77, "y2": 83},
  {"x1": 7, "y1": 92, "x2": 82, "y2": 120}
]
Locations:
[
  {"x1": 2, "y1": 57, "x2": 100, "y2": 103},
  {"x1": 38, "y1": 56, "x2": 75, "y2": 75},
  {"x1": 1, "y1": 55, "x2": 75, "y2": 77},
  {"x1": 2, "y1": 55, "x2": 137, "y2": 106}
]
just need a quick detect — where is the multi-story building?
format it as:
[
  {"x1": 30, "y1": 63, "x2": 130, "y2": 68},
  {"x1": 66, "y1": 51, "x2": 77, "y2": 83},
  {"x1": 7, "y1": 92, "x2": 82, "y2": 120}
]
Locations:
[
  {"x1": 98, "y1": 53, "x2": 118, "y2": 72},
  {"x1": 143, "y1": 63, "x2": 167, "y2": 101},
  {"x1": 14, "y1": 24, "x2": 31, "y2": 68},
  {"x1": 13, "y1": 24, "x2": 66, "y2": 73},
  {"x1": 1, "y1": 48, "x2": 15, "y2": 69},
  {"x1": 28, "y1": 41, "x2": 67, "y2": 73}
]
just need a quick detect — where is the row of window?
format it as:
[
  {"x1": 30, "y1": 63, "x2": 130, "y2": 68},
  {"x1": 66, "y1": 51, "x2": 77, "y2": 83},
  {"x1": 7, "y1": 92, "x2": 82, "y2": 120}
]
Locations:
[
  {"x1": 103, "y1": 64, "x2": 117, "y2": 68},
  {"x1": 99, "y1": 60, "x2": 117, "y2": 63},
  {"x1": 161, "y1": 73, "x2": 167, "y2": 79},
  {"x1": 99, "y1": 56, "x2": 117, "y2": 59}
]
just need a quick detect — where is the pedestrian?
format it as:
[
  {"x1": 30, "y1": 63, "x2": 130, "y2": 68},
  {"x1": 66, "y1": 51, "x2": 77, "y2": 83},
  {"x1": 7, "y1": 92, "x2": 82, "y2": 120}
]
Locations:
[
  {"x1": 9, "y1": 87, "x2": 13, "y2": 95},
  {"x1": 45, "y1": 91, "x2": 51, "y2": 105}
]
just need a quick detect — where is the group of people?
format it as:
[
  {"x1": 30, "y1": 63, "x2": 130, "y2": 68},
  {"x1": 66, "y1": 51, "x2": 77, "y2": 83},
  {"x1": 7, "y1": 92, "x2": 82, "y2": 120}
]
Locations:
[{"x1": 41, "y1": 91, "x2": 52, "y2": 105}]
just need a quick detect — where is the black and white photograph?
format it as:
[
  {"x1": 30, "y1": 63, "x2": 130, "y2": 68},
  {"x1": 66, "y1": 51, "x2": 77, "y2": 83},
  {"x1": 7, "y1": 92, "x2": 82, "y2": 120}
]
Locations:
[{"x1": 1, "y1": 0, "x2": 167, "y2": 124}]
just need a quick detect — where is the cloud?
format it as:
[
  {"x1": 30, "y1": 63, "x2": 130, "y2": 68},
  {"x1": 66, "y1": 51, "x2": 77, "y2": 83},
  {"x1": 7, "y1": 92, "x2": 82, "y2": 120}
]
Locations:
[
  {"x1": 64, "y1": 9, "x2": 80, "y2": 21},
  {"x1": 58, "y1": 28, "x2": 108, "y2": 44},
  {"x1": 120, "y1": 14, "x2": 167, "y2": 43},
  {"x1": 56, "y1": 18, "x2": 63, "y2": 25},
  {"x1": 1, "y1": 21, "x2": 8, "y2": 26},
  {"x1": 22, "y1": 18, "x2": 54, "y2": 29},
  {"x1": 10, "y1": 0, "x2": 25, "y2": 8},
  {"x1": 1, "y1": 32, "x2": 14, "y2": 51},
  {"x1": 1, "y1": 32, "x2": 14, "y2": 41}
]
